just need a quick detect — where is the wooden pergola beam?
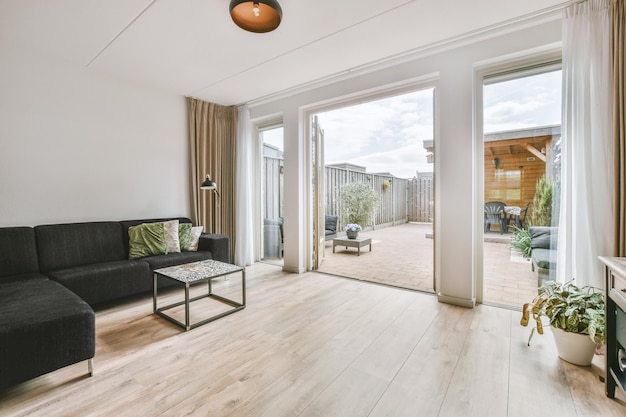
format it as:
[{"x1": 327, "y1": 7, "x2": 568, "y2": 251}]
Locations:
[{"x1": 522, "y1": 144, "x2": 546, "y2": 162}]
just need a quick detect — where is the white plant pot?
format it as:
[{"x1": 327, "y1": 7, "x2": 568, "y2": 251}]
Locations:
[{"x1": 550, "y1": 327, "x2": 597, "y2": 366}]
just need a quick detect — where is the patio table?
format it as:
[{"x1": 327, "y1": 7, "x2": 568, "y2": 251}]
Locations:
[
  {"x1": 504, "y1": 206, "x2": 521, "y2": 231},
  {"x1": 332, "y1": 236, "x2": 372, "y2": 256}
]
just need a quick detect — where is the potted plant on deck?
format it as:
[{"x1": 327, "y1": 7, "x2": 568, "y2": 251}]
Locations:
[
  {"x1": 345, "y1": 223, "x2": 362, "y2": 239},
  {"x1": 520, "y1": 280, "x2": 605, "y2": 366}
]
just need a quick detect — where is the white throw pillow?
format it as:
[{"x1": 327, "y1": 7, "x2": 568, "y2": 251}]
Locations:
[
  {"x1": 188, "y1": 226, "x2": 204, "y2": 251},
  {"x1": 163, "y1": 220, "x2": 181, "y2": 253}
]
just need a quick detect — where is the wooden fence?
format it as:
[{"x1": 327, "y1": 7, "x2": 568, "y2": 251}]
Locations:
[
  {"x1": 407, "y1": 172, "x2": 434, "y2": 222},
  {"x1": 324, "y1": 167, "x2": 434, "y2": 229},
  {"x1": 262, "y1": 157, "x2": 434, "y2": 227}
]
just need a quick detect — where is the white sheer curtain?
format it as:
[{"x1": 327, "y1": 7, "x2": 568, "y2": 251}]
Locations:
[
  {"x1": 234, "y1": 105, "x2": 255, "y2": 266},
  {"x1": 557, "y1": 0, "x2": 613, "y2": 288}
]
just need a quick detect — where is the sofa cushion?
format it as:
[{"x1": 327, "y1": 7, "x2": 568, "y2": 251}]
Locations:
[
  {"x1": 128, "y1": 222, "x2": 168, "y2": 259},
  {"x1": 46, "y1": 260, "x2": 152, "y2": 306},
  {"x1": 188, "y1": 226, "x2": 204, "y2": 251},
  {"x1": 532, "y1": 248, "x2": 558, "y2": 270},
  {"x1": 325, "y1": 215, "x2": 338, "y2": 235},
  {"x1": 0, "y1": 273, "x2": 49, "y2": 284},
  {"x1": 35, "y1": 222, "x2": 126, "y2": 272},
  {"x1": 0, "y1": 279, "x2": 95, "y2": 389},
  {"x1": 163, "y1": 220, "x2": 181, "y2": 253},
  {"x1": 120, "y1": 218, "x2": 193, "y2": 255},
  {"x1": 178, "y1": 223, "x2": 192, "y2": 251},
  {"x1": 142, "y1": 251, "x2": 213, "y2": 271},
  {"x1": 529, "y1": 226, "x2": 558, "y2": 250},
  {"x1": 0, "y1": 227, "x2": 40, "y2": 282}
]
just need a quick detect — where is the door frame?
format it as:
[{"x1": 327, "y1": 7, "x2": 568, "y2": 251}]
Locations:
[
  {"x1": 255, "y1": 119, "x2": 285, "y2": 263},
  {"x1": 472, "y1": 45, "x2": 562, "y2": 304},
  {"x1": 301, "y1": 75, "x2": 440, "y2": 275}
]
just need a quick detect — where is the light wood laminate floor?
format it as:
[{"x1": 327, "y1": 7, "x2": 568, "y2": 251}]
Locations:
[{"x1": 1, "y1": 263, "x2": 625, "y2": 417}]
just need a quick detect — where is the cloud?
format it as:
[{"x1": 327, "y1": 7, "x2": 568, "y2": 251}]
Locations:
[
  {"x1": 483, "y1": 70, "x2": 561, "y2": 132},
  {"x1": 317, "y1": 88, "x2": 434, "y2": 178}
]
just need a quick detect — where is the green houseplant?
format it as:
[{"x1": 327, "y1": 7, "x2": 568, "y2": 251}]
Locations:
[
  {"x1": 339, "y1": 182, "x2": 378, "y2": 230},
  {"x1": 520, "y1": 280, "x2": 605, "y2": 366},
  {"x1": 510, "y1": 226, "x2": 532, "y2": 259}
]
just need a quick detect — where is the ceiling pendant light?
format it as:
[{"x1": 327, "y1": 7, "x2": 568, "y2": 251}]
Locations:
[{"x1": 229, "y1": 0, "x2": 282, "y2": 33}]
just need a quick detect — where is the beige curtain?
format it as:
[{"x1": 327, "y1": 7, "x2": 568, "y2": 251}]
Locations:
[
  {"x1": 614, "y1": 0, "x2": 626, "y2": 256},
  {"x1": 187, "y1": 97, "x2": 238, "y2": 260}
]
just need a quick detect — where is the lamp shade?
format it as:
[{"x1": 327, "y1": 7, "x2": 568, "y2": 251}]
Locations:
[
  {"x1": 200, "y1": 174, "x2": 217, "y2": 190},
  {"x1": 230, "y1": 0, "x2": 282, "y2": 33}
]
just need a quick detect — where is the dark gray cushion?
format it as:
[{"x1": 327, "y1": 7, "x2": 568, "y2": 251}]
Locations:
[
  {"x1": 0, "y1": 280, "x2": 95, "y2": 389},
  {"x1": 325, "y1": 215, "x2": 338, "y2": 234},
  {"x1": 0, "y1": 227, "x2": 40, "y2": 282},
  {"x1": 0, "y1": 273, "x2": 49, "y2": 284},
  {"x1": 529, "y1": 226, "x2": 558, "y2": 249},
  {"x1": 532, "y1": 248, "x2": 557, "y2": 270},
  {"x1": 35, "y1": 222, "x2": 126, "y2": 272},
  {"x1": 46, "y1": 260, "x2": 152, "y2": 306}
]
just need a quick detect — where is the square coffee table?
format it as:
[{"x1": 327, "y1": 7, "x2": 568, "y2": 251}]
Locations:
[
  {"x1": 153, "y1": 259, "x2": 245, "y2": 331},
  {"x1": 332, "y1": 236, "x2": 372, "y2": 256}
]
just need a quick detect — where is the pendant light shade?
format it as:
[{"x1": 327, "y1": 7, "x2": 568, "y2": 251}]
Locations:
[{"x1": 229, "y1": 0, "x2": 282, "y2": 33}]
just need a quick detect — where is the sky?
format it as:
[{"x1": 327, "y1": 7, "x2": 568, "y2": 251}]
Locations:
[{"x1": 263, "y1": 69, "x2": 562, "y2": 179}]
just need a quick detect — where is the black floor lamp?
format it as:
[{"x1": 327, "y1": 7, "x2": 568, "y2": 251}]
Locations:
[{"x1": 200, "y1": 174, "x2": 220, "y2": 233}]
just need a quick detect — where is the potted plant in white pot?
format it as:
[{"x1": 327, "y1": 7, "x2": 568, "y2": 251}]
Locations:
[{"x1": 520, "y1": 280, "x2": 605, "y2": 366}]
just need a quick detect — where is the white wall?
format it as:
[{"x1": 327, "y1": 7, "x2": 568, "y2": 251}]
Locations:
[
  {"x1": 249, "y1": 18, "x2": 562, "y2": 307},
  {"x1": 0, "y1": 41, "x2": 190, "y2": 227}
]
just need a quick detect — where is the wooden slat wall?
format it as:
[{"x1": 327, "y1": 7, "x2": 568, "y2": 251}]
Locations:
[{"x1": 484, "y1": 154, "x2": 545, "y2": 213}]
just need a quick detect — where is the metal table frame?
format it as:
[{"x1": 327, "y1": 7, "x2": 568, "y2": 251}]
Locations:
[{"x1": 153, "y1": 260, "x2": 246, "y2": 331}]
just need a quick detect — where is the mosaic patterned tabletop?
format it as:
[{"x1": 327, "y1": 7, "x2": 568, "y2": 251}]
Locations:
[{"x1": 155, "y1": 260, "x2": 243, "y2": 283}]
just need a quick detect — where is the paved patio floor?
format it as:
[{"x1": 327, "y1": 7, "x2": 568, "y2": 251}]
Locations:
[{"x1": 315, "y1": 222, "x2": 538, "y2": 309}]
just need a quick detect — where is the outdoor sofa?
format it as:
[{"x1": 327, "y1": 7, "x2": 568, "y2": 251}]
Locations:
[
  {"x1": 0, "y1": 217, "x2": 229, "y2": 390},
  {"x1": 528, "y1": 226, "x2": 558, "y2": 286}
]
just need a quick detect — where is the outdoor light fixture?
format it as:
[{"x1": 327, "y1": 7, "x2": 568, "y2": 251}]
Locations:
[
  {"x1": 492, "y1": 157, "x2": 501, "y2": 169},
  {"x1": 229, "y1": 0, "x2": 282, "y2": 33}
]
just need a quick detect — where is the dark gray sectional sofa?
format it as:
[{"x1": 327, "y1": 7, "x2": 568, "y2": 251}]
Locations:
[{"x1": 0, "y1": 217, "x2": 229, "y2": 390}]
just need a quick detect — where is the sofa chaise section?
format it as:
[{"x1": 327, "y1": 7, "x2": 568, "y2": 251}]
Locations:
[
  {"x1": 0, "y1": 280, "x2": 95, "y2": 390},
  {"x1": 0, "y1": 227, "x2": 95, "y2": 390}
]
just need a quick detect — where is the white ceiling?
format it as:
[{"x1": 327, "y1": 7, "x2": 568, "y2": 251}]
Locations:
[{"x1": 0, "y1": 0, "x2": 569, "y2": 106}]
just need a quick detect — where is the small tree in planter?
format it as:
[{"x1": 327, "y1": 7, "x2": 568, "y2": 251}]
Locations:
[
  {"x1": 339, "y1": 182, "x2": 378, "y2": 230},
  {"x1": 530, "y1": 175, "x2": 553, "y2": 227}
]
